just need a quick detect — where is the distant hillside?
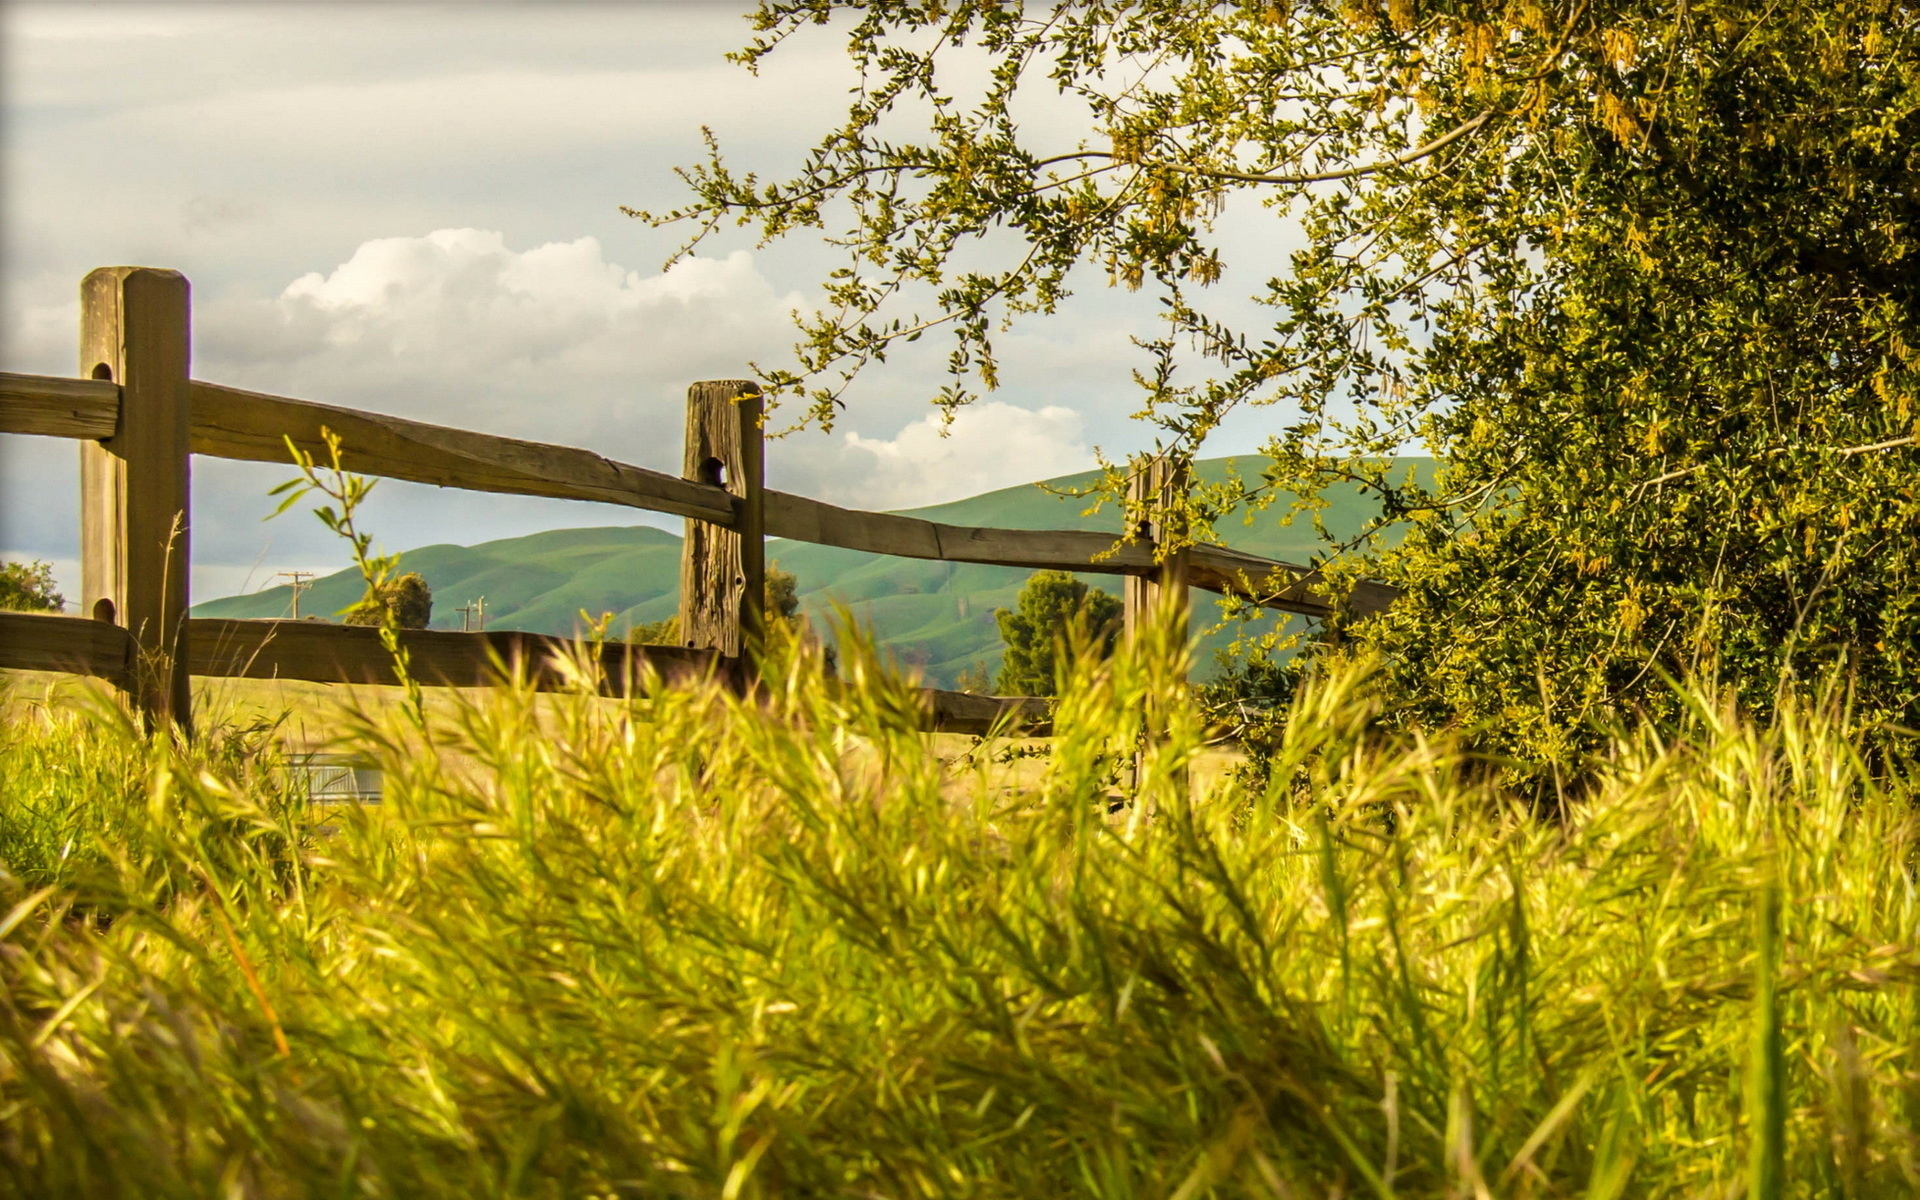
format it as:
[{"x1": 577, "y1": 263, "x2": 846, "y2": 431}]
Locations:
[{"x1": 194, "y1": 457, "x2": 1431, "y2": 687}]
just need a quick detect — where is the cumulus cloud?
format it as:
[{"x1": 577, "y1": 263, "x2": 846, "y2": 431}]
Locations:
[
  {"x1": 196, "y1": 229, "x2": 809, "y2": 472},
  {"x1": 794, "y1": 402, "x2": 1093, "y2": 512},
  {"x1": 189, "y1": 228, "x2": 1098, "y2": 516},
  {"x1": 2, "y1": 229, "x2": 818, "y2": 586}
]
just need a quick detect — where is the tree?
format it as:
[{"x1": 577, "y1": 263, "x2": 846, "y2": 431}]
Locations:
[
  {"x1": 642, "y1": 3, "x2": 1920, "y2": 768},
  {"x1": 994, "y1": 571, "x2": 1122, "y2": 696},
  {"x1": 764, "y1": 562, "x2": 802, "y2": 627},
  {"x1": 344, "y1": 572, "x2": 432, "y2": 630},
  {"x1": 0, "y1": 559, "x2": 64, "y2": 613}
]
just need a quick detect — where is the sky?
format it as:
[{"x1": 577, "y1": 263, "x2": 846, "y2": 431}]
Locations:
[{"x1": 0, "y1": 1, "x2": 1292, "y2": 605}]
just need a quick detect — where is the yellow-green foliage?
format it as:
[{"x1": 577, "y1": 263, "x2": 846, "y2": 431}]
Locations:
[{"x1": 1, "y1": 632, "x2": 1917, "y2": 1197}]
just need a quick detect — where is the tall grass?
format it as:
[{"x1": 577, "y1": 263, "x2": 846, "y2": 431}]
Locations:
[{"x1": 1, "y1": 627, "x2": 1916, "y2": 1197}]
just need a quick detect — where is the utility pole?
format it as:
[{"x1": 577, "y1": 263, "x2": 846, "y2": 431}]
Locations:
[
  {"x1": 457, "y1": 597, "x2": 486, "y2": 632},
  {"x1": 276, "y1": 570, "x2": 315, "y2": 619}
]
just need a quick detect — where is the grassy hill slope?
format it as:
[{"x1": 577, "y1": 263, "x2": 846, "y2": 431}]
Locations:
[{"x1": 195, "y1": 458, "x2": 1429, "y2": 687}]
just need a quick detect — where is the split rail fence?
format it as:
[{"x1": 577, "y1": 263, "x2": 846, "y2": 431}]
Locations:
[{"x1": 0, "y1": 267, "x2": 1396, "y2": 738}]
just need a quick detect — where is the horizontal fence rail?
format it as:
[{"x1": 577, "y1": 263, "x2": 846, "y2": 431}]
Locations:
[
  {"x1": 0, "y1": 611, "x2": 1050, "y2": 736},
  {"x1": 187, "y1": 617, "x2": 724, "y2": 691},
  {"x1": 191, "y1": 380, "x2": 737, "y2": 524},
  {"x1": 0, "y1": 372, "x2": 120, "y2": 439},
  {"x1": 0, "y1": 609, "x2": 136, "y2": 679},
  {"x1": 1, "y1": 369, "x2": 1398, "y2": 618}
]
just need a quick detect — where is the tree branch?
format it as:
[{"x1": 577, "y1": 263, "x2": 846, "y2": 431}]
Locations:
[{"x1": 1070, "y1": 111, "x2": 1496, "y2": 186}]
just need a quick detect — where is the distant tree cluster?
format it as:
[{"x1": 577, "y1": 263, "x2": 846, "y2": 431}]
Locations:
[{"x1": 0, "y1": 560, "x2": 65, "y2": 614}]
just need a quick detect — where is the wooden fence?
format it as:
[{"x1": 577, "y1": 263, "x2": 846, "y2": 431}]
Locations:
[{"x1": 0, "y1": 266, "x2": 1396, "y2": 738}]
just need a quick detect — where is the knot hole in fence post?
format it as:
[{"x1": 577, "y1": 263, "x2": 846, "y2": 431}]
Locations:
[{"x1": 679, "y1": 381, "x2": 765, "y2": 675}]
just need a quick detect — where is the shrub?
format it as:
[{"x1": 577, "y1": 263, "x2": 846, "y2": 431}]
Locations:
[
  {"x1": 0, "y1": 559, "x2": 65, "y2": 613},
  {"x1": 343, "y1": 571, "x2": 431, "y2": 629}
]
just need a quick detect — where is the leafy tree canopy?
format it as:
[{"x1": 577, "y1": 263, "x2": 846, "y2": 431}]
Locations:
[
  {"x1": 995, "y1": 570, "x2": 1123, "y2": 695},
  {"x1": 644, "y1": 1, "x2": 1920, "y2": 764},
  {"x1": 0, "y1": 560, "x2": 65, "y2": 614}
]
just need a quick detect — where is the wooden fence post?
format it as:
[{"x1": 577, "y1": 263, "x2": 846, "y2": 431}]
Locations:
[
  {"x1": 1124, "y1": 454, "x2": 1190, "y2": 801},
  {"x1": 679, "y1": 380, "x2": 765, "y2": 675},
  {"x1": 1123, "y1": 454, "x2": 1190, "y2": 647},
  {"x1": 79, "y1": 267, "x2": 192, "y2": 734}
]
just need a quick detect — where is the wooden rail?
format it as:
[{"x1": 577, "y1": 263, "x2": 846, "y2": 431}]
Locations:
[
  {"x1": 3, "y1": 369, "x2": 1392, "y2": 618},
  {"x1": 0, "y1": 610, "x2": 136, "y2": 679},
  {"x1": 0, "y1": 372, "x2": 119, "y2": 439},
  {"x1": 186, "y1": 617, "x2": 723, "y2": 691},
  {"x1": 0, "y1": 611, "x2": 1047, "y2": 735},
  {"x1": 0, "y1": 266, "x2": 1396, "y2": 738},
  {"x1": 188, "y1": 380, "x2": 736, "y2": 524}
]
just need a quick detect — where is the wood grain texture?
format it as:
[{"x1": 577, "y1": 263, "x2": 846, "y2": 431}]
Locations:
[
  {"x1": 0, "y1": 611, "x2": 134, "y2": 681},
  {"x1": 189, "y1": 381, "x2": 735, "y2": 524},
  {"x1": 80, "y1": 267, "x2": 193, "y2": 732},
  {"x1": 766, "y1": 491, "x2": 1155, "y2": 570},
  {"x1": 0, "y1": 372, "x2": 120, "y2": 439},
  {"x1": 679, "y1": 381, "x2": 765, "y2": 660},
  {"x1": 1123, "y1": 457, "x2": 1190, "y2": 793},
  {"x1": 187, "y1": 618, "x2": 730, "y2": 694}
]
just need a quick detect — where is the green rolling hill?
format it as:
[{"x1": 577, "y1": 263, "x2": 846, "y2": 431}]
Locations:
[{"x1": 193, "y1": 457, "x2": 1429, "y2": 687}]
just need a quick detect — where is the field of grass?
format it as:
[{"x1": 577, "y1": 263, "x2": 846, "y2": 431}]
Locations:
[{"x1": 2, "y1": 630, "x2": 1917, "y2": 1196}]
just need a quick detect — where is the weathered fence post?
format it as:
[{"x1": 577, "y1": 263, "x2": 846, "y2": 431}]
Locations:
[
  {"x1": 1124, "y1": 454, "x2": 1190, "y2": 801},
  {"x1": 679, "y1": 380, "x2": 765, "y2": 678},
  {"x1": 79, "y1": 267, "x2": 192, "y2": 734},
  {"x1": 1123, "y1": 454, "x2": 1190, "y2": 647}
]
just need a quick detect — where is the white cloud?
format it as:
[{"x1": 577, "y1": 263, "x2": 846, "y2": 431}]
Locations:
[
  {"x1": 188, "y1": 226, "x2": 1099, "y2": 517},
  {"x1": 810, "y1": 402, "x2": 1093, "y2": 511},
  {"x1": 197, "y1": 229, "x2": 811, "y2": 470},
  {"x1": 9, "y1": 8, "x2": 201, "y2": 43}
]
